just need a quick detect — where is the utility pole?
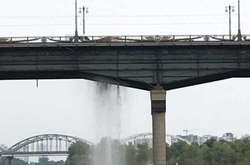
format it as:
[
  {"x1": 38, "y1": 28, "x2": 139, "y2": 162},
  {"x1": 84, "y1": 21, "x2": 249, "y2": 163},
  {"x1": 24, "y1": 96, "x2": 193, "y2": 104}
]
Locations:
[
  {"x1": 81, "y1": 6, "x2": 87, "y2": 35},
  {"x1": 225, "y1": 5, "x2": 234, "y2": 40},
  {"x1": 237, "y1": 0, "x2": 242, "y2": 41},
  {"x1": 82, "y1": 6, "x2": 85, "y2": 35},
  {"x1": 79, "y1": 2, "x2": 88, "y2": 36},
  {"x1": 74, "y1": 0, "x2": 78, "y2": 42}
]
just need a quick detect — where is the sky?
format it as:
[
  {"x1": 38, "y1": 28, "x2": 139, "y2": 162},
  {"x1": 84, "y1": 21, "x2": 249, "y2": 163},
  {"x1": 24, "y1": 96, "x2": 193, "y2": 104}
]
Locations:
[{"x1": 0, "y1": 0, "x2": 250, "y2": 148}]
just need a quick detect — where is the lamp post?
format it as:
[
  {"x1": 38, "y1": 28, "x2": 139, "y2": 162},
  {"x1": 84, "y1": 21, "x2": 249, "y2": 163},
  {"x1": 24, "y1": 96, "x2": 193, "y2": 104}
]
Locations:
[
  {"x1": 80, "y1": 5, "x2": 87, "y2": 35},
  {"x1": 74, "y1": 0, "x2": 79, "y2": 42},
  {"x1": 237, "y1": 0, "x2": 242, "y2": 41},
  {"x1": 82, "y1": 6, "x2": 85, "y2": 35},
  {"x1": 225, "y1": 5, "x2": 234, "y2": 40}
]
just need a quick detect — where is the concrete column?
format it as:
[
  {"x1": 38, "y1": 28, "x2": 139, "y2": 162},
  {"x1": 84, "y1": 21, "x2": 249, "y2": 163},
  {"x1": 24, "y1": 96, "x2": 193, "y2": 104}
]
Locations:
[{"x1": 151, "y1": 86, "x2": 166, "y2": 165}]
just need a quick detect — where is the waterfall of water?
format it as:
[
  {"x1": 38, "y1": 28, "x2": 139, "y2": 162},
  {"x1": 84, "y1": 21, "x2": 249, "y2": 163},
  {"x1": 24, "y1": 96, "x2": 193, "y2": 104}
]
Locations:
[{"x1": 93, "y1": 82, "x2": 125, "y2": 165}]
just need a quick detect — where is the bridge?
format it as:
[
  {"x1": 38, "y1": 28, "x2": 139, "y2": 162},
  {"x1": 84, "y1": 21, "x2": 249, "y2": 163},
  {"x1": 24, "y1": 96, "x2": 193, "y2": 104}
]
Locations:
[
  {"x1": 0, "y1": 132, "x2": 189, "y2": 158},
  {"x1": 122, "y1": 133, "x2": 191, "y2": 145},
  {"x1": 0, "y1": 134, "x2": 93, "y2": 157},
  {"x1": 1, "y1": 34, "x2": 250, "y2": 165},
  {"x1": 0, "y1": 132, "x2": 186, "y2": 161},
  {"x1": 0, "y1": 34, "x2": 249, "y2": 90},
  {"x1": 0, "y1": 147, "x2": 5, "y2": 153}
]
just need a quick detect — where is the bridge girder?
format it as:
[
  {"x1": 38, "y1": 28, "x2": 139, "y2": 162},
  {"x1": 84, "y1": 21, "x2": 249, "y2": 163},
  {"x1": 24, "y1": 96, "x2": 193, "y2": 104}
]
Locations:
[{"x1": 0, "y1": 42, "x2": 250, "y2": 90}]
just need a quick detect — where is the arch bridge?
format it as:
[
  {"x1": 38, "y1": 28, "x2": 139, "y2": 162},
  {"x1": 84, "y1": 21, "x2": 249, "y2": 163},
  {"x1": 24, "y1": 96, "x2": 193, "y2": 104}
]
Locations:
[
  {"x1": 0, "y1": 134, "x2": 93, "y2": 157},
  {"x1": 122, "y1": 133, "x2": 191, "y2": 146},
  {"x1": 0, "y1": 147, "x2": 5, "y2": 152}
]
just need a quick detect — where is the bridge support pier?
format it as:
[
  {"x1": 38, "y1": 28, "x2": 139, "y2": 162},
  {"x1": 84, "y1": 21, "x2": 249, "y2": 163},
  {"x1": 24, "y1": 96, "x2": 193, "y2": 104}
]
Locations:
[{"x1": 151, "y1": 86, "x2": 166, "y2": 165}]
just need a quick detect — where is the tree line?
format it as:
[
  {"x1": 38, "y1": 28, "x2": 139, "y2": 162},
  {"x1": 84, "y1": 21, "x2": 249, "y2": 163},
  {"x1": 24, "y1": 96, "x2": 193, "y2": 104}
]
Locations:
[
  {"x1": 66, "y1": 137, "x2": 250, "y2": 165},
  {"x1": 0, "y1": 157, "x2": 64, "y2": 165},
  {"x1": 4, "y1": 137, "x2": 250, "y2": 165},
  {"x1": 65, "y1": 137, "x2": 152, "y2": 165}
]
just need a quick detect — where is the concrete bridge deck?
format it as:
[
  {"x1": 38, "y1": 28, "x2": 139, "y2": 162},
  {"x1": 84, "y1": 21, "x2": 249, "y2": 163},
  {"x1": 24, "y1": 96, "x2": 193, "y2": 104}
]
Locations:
[
  {"x1": 1, "y1": 35, "x2": 250, "y2": 165},
  {"x1": 0, "y1": 35, "x2": 250, "y2": 90}
]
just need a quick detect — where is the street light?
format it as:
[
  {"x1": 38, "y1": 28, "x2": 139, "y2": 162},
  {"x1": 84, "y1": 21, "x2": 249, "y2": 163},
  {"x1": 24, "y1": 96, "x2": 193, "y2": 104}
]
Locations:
[
  {"x1": 237, "y1": 0, "x2": 242, "y2": 41},
  {"x1": 74, "y1": 0, "x2": 79, "y2": 42},
  {"x1": 225, "y1": 5, "x2": 234, "y2": 40},
  {"x1": 79, "y1": 5, "x2": 88, "y2": 35}
]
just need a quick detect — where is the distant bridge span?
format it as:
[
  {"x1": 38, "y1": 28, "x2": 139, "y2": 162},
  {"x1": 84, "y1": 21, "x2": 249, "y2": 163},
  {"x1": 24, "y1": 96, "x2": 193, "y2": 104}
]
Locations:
[
  {"x1": 0, "y1": 134, "x2": 93, "y2": 157},
  {"x1": 122, "y1": 133, "x2": 191, "y2": 145}
]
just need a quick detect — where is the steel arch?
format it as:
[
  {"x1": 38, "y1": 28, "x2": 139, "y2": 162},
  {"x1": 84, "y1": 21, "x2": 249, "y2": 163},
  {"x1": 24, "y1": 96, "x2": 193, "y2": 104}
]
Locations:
[
  {"x1": 122, "y1": 133, "x2": 191, "y2": 145},
  {"x1": 0, "y1": 147, "x2": 5, "y2": 152},
  {"x1": 8, "y1": 134, "x2": 93, "y2": 152}
]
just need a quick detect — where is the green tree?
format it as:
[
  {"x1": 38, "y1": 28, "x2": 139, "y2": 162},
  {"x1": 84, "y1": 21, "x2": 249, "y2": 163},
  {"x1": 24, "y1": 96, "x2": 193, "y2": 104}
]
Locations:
[
  {"x1": 136, "y1": 144, "x2": 150, "y2": 165},
  {"x1": 125, "y1": 144, "x2": 136, "y2": 165},
  {"x1": 202, "y1": 140, "x2": 236, "y2": 165},
  {"x1": 167, "y1": 141, "x2": 189, "y2": 165},
  {"x1": 180, "y1": 144, "x2": 203, "y2": 165},
  {"x1": 65, "y1": 142, "x2": 92, "y2": 165}
]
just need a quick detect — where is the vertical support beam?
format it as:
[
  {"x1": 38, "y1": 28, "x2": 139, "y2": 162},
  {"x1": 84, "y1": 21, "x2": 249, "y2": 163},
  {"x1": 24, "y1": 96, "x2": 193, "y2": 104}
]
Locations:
[
  {"x1": 7, "y1": 156, "x2": 13, "y2": 165},
  {"x1": 151, "y1": 86, "x2": 166, "y2": 165},
  {"x1": 40, "y1": 141, "x2": 43, "y2": 151},
  {"x1": 50, "y1": 138, "x2": 53, "y2": 151},
  {"x1": 59, "y1": 138, "x2": 62, "y2": 151},
  {"x1": 46, "y1": 138, "x2": 49, "y2": 152},
  {"x1": 31, "y1": 143, "x2": 34, "y2": 152},
  {"x1": 56, "y1": 137, "x2": 58, "y2": 152},
  {"x1": 36, "y1": 141, "x2": 39, "y2": 152},
  {"x1": 65, "y1": 137, "x2": 68, "y2": 151}
]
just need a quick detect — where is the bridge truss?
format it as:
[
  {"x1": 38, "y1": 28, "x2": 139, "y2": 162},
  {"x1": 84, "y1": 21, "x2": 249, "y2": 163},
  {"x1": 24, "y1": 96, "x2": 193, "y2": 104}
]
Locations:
[
  {"x1": 122, "y1": 133, "x2": 191, "y2": 146},
  {"x1": 0, "y1": 134, "x2": 93, "y2": 157}
]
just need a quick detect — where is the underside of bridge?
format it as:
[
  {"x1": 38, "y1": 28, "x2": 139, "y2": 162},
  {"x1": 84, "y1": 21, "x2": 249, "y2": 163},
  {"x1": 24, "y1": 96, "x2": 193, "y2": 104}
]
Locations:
[
  {"x1": 0, "y1": 42, "x2": 250, "y2": 90},
  {"x1": 1, "y1": 41, "x2": 250, "y2": 165}
]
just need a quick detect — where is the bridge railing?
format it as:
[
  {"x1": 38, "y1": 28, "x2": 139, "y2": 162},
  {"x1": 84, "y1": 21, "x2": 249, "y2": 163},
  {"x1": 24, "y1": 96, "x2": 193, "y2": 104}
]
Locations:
[{"x1": 0, "y1": 35, "x2": 250, "y2": 44}]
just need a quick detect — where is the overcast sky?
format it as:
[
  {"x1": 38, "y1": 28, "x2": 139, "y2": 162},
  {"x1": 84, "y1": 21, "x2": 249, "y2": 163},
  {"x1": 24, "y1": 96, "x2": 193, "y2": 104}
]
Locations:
[{"x1": 0, "y1": 0, "x2": 250, "y2": 148}]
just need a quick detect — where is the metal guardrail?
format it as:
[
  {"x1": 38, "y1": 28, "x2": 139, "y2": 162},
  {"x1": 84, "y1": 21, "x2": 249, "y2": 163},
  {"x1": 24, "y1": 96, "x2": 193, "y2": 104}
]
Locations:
[{"x1": 0, "y1": 35, "x2": 249, "y2": 44}]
